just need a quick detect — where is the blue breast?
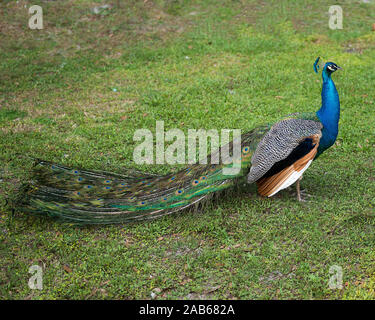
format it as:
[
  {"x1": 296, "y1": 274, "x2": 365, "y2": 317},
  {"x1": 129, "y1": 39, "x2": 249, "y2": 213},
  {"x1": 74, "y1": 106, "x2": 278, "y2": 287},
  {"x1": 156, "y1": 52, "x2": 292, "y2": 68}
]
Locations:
[{"x1": 315, "y1": 72, "x2": 340, "y2": 157}]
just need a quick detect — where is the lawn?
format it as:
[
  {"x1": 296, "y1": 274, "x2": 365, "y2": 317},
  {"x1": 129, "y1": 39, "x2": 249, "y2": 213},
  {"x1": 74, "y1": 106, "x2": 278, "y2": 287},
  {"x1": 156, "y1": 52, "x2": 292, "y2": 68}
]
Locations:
[{"x1": 0, "y1": 0, "x2": 375, "y2": 299}]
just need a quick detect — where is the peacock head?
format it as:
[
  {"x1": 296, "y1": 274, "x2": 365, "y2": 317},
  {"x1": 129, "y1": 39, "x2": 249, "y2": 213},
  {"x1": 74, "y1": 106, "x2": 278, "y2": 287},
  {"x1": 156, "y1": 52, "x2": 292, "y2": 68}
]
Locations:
[
  {"x1": 324, "y1": 62, "x2": 342, "y2": 74},
  {"x1": 314, "y1": 57, "x2": 342, "y2": 75}
]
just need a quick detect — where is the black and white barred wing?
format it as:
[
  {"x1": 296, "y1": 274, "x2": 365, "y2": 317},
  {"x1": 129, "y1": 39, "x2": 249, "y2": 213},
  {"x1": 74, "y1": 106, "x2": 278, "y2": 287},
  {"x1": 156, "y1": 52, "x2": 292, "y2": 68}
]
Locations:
[{"x1": 247, "y1": 118, "x2": 323, "y2": 197}]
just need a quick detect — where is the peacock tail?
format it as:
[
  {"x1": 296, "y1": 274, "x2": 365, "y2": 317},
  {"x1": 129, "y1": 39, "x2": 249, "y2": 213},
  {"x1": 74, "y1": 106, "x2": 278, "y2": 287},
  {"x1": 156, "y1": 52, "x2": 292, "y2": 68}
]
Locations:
[{"x1": 14, "y1": 126, "x2": 270, "y2": 225}]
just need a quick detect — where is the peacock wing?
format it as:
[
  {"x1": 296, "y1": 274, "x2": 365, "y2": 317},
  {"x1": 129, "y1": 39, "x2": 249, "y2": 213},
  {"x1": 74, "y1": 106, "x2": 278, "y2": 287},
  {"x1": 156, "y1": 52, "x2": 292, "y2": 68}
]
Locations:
[{"x1": 247, "y1": 117, "x2": 323, "y2": 196}]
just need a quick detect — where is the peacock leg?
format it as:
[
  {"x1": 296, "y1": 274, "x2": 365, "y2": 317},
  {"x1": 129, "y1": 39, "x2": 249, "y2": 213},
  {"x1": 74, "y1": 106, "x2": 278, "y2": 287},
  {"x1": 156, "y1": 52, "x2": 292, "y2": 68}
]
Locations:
[
  {"x1": 296, "y1": 177, "x2": 303, "y2": 202},
  {"x1": 295, "y1": 176, "x2": 314, "y2": 201}
]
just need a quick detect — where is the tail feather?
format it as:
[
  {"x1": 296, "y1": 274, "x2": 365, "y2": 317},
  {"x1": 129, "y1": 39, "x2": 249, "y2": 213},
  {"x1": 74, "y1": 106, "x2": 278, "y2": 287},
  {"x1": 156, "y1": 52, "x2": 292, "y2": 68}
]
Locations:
[{"x1": 13, "y1": 128, "x2": 266, "y2": 224}]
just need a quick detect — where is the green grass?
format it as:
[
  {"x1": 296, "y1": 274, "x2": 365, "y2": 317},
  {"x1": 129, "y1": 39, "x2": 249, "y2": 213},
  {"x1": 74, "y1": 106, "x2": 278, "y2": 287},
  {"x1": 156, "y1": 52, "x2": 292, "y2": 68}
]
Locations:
[{"x1": 1, "y1": 0, "x2": 375, "y2": 299}]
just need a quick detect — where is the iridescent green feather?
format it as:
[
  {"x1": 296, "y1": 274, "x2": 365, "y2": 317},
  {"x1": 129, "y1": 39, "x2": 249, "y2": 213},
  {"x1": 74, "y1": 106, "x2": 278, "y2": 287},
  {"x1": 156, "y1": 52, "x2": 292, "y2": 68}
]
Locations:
[{"x1": 13, "y1": 118, "x2": 305, "y2": 224}]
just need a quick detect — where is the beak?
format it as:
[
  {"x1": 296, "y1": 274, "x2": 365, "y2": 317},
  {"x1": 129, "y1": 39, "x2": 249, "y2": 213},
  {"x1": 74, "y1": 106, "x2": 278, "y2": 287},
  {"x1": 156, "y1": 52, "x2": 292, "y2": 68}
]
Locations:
[{"x1": 336, "y1": 66, "x2": 343, "y2": 70}]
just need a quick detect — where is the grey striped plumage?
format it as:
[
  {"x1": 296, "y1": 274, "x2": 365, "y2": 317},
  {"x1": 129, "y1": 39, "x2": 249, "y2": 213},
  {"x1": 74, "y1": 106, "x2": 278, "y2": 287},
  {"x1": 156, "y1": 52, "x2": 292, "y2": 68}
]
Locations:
[{"x1": 247, "y1": 117, "x2": 323, "y2": 183}]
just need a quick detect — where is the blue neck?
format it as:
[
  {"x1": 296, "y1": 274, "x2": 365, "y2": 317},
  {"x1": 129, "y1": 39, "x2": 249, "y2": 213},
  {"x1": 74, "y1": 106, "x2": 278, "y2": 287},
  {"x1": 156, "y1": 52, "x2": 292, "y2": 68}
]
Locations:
[{"x1": 316, "y1": 70, "x2": 340, "y2": 155}]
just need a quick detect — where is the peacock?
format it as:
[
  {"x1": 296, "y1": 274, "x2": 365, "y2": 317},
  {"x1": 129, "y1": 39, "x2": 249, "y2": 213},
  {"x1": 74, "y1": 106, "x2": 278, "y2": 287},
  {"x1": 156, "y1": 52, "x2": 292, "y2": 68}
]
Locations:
[{"x1": 13, "y1": 57, "x2": 341, "y2": 225}]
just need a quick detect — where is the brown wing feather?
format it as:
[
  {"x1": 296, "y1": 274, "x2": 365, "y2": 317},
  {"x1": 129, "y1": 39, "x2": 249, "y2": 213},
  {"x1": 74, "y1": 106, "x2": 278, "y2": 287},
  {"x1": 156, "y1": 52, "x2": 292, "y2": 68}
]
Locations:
[{"x1": 256, "y1": 134, "x2": 320, "y2": 197}]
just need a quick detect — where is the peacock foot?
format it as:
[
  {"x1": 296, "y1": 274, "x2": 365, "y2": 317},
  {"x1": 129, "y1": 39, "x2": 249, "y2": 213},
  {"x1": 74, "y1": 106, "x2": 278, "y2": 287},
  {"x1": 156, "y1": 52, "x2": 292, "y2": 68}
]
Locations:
[{"x1": 295, "y1": 189, "x2": 314, "y2": 202}]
